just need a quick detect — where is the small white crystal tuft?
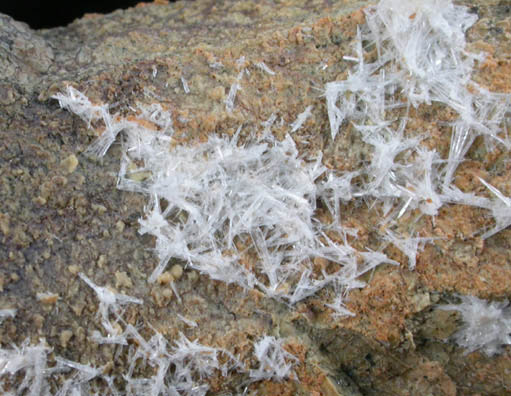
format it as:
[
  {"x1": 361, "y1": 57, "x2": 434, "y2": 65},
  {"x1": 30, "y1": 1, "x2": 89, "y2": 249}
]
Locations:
[
  {"x1": 440, "y1": 295, "x2": 511, "y2": 356},
  {"x1": 249, "y1": 336, "x2": 298, "y2": 382},
  {"x1": 478, "y1": 178, "x2": 511, "y2": 239},
  {"x1": 290, "y1": 105, "x2": 313, "y2": 133}
]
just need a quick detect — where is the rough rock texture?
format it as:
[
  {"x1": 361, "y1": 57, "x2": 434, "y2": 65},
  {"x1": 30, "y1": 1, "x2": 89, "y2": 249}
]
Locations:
[{"x1": 1, "y1": 0, "x2": 511, "y2": 395}]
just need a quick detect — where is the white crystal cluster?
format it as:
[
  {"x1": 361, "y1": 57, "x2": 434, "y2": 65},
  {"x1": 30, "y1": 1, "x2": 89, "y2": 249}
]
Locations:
[
  {"x1": 55, "y1": 0, "x2": 511, "y2": 311},
  {"x1": 249, "y1": 336, "x2": 298, "y2": 382},
  {"x1": 326, "y1": 0, "x2": 511, "y2": 225},
  {"x1": 51, "y1": 0, "x2": 511, "y2": 357},
  {"x1": 440, "y1": 296, "x2": 511, "y2": 356},
  {"x1": 54, "y1": 86, "x2": 397, "y2": 311},
  {"x1": 0, "y1": 275, "x2": 297, "y2": 395}
]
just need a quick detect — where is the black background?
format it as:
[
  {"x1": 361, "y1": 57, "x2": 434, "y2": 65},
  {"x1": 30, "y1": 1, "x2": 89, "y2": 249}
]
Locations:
[{"x1": 0, "y1": 1, "x2": 156, "y2": 29}]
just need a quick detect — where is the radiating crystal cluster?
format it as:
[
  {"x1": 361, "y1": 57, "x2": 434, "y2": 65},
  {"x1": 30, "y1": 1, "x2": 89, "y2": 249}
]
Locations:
[{"x1": 440, "y1": 296, "x2": 511, "y2": 356}]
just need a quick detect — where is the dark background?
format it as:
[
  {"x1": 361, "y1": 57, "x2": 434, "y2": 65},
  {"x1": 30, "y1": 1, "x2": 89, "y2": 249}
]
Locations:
[{"x1": 0, "y1": 1, "x2": 153, "y2": 29}]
